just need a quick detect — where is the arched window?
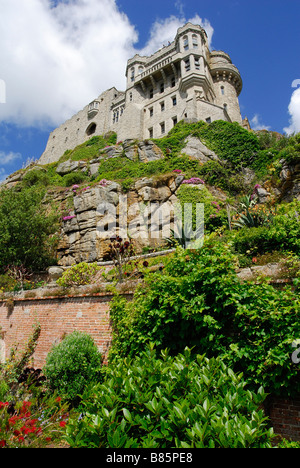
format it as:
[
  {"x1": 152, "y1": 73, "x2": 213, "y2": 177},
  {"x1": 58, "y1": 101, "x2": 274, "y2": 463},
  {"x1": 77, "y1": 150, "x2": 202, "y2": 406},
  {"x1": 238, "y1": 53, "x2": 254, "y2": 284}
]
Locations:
[
  {"x1": 221, "y1": 86, "x2": 225, "y2": 95},
  {"x1": 192, "y1": 34, "x2": 198, "y2": 49},
  {"x1": 131, "y1": 67, "x2": 135, "y2": 82},
  {"x1": 86, "y1": 122, "x2": 97, "y2": 136},
  {"x1": 183, "y1": 35, "x2": 189, "y2": 51},
  {"x1": 138, "y1": 66, "x2": 143, "y2": 75}
]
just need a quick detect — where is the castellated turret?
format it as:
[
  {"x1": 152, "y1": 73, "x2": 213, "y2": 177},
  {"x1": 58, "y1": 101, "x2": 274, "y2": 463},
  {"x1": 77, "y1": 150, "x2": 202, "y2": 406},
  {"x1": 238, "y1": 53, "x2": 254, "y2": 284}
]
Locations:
[{"x1": 39, "y1": 22, "x2": 243, "y2": 165}]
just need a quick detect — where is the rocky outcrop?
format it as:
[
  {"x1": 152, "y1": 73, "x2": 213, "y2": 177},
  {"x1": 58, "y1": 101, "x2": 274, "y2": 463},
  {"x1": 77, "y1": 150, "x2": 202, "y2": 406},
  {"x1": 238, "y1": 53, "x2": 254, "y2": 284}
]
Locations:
[
  {"x1": 182, "y1": 136, "x2": 220, "y2": 164},
  {"x1": 279, "y1": 159, "x2": 300, "y2": 202},
  {"x1": 57, "y1": 173, "x2": 184, "y2": 266}
]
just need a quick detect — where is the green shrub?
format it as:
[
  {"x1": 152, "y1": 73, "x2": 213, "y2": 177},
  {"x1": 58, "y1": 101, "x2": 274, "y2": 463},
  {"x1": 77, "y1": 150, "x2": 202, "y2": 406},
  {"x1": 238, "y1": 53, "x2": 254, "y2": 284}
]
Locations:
[
  {"x1": 56, "y1": 262, "x2": 101, "y2": 288},
  {"x1": 43, "y1": 331, "x2": 102, "y2": 404},
  {"x1": 0, "y1": 187, "x2": 59, "y2": 272},
  {"x1": 62, "y1": 171, "x2": 87, "y2": 187},
  {"x1": 232, "y1": 210, "x2": 300, "y2": 256},
  {"x1": 109, "y1": 242, "x2": 300, "y2": 397},
  {"x1": 22, "y1": 169, "x2": 50, "y2": 188},
  {"x1": 65, "y1": 347, "x2": 274, "y2": 448}
]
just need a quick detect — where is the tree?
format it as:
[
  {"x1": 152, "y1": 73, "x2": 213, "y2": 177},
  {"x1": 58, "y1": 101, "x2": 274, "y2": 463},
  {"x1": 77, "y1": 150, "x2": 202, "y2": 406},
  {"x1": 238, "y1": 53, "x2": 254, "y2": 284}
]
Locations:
[{"x1": 0, "y1": 186, "x2": 59, "y2": 272}]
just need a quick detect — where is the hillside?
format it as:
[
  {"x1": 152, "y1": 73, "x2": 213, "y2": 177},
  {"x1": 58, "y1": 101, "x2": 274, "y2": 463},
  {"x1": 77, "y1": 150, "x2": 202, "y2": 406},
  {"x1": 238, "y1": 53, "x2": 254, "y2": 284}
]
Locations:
[{"x1": 0, "y1": 119, "x2": 299, "y2": 286}]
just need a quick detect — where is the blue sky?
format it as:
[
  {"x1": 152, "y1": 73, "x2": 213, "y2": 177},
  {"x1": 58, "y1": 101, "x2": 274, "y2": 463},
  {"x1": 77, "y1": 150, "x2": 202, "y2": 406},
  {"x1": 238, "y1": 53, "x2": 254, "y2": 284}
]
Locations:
[{"x1": 0, "y1": 0, "x2": 299, "y2": 181}]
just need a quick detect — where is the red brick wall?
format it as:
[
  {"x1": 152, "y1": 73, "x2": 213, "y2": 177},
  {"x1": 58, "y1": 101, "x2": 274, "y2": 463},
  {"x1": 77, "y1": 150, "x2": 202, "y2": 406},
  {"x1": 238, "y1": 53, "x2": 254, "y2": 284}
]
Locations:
[
  {"x1": 0, "y1": 293, "x2": 130, "y2": 368},
  {"x1": 267, "y1": 398, "x2": 300, "y2": 442}
]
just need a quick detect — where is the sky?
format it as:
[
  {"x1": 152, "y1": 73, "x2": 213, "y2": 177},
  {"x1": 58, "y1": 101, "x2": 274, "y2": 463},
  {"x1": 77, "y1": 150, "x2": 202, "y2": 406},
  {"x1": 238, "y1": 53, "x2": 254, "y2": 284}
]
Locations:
[{"x1": 0, "y1": 0, "x2": 299, "y2": 182}]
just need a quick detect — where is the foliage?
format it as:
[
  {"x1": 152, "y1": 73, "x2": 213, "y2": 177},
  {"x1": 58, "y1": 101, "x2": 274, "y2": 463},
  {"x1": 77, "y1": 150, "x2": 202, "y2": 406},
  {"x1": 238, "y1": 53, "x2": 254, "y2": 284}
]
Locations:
[
  {"x1": 56, "y1": 262, "x2": 101, "y2": 288},
  {"x1": 154, "y1": 120, "x2": 260, "y2": 168},
  {"x1": 232, "y1": 195, "x2": 276, "y2": 228},
  {"x1": 43, "y1": 331, "x2": 103, "y2": 405},
  {"x1": 62, "y1": 171, "x2": 87, "y2": 187},
  {"x1": 176, "y1": 184, "x2": 228, "y2": 232},
  {"x1": 108, "y1": 236, "x2": 136, "y2": 283},
  {"x1": 58, "y1": 133, "x2": 117, "y2": 163},
  {"x1": 109, "y1": 241, "x2": 300, "y2": 397},
  {"x1": 0, "y1": 395, "x2": 69, "y2": 448},
  {"x1": 0, "y1": 322, "x2": 42, "y2": 394},
  {"x1": 65, "y1": 347, "x2": 274, "y2": 448},
  {"x1": 22, "y1": 169, "x2": 51, "y2": 188},
  {"x1": 0, "y1": 187, "x2": 59, "y2": 272},
  {"x1": 232, "y1": 206, "x2": 300, "y2": 256}
]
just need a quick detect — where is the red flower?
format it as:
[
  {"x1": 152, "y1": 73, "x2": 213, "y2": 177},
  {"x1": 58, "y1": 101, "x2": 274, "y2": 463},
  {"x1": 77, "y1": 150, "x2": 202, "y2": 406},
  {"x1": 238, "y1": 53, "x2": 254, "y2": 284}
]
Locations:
[
  {"x1": 55, "y1": 397, "x2": 62, "y2": 403},
  {"x1": 0, "y1": 440, "x2": 6, "y2": 447},
  {"x1": 8, "y1": 416, "x2": 20, "y2": 426},
  {"x1": 59, "y1": 421, "x2": 67, "y2": 428}
]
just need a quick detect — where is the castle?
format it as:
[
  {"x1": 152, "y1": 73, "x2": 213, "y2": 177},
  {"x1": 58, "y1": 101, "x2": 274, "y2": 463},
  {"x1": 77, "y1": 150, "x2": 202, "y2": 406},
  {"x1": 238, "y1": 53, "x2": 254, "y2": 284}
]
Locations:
[{"x1": 39, "y1": 22, "x2": 244, "y2": 165}]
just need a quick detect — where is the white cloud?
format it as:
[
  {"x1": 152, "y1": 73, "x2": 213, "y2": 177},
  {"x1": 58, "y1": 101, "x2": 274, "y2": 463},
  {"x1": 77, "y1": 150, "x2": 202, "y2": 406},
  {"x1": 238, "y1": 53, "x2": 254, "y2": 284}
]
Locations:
[
  {"x1": 0, "y1": 0, "x2": 138, "y2": 128},
  {"x1": 140, "y1": 14, "x2": 213, "y2": 57},
  {"x1": 0, "y1": 151, "x2": 22, "y2": 165},
  {"x1": 0, "y1": 0, "x2": 213, "y2": 129},
  {"x1": 283, "y1": 86, "x2": 300, "y2": 135},
  {"x1": 250, "y1": 114, "x2": 271, "y2": 131}
]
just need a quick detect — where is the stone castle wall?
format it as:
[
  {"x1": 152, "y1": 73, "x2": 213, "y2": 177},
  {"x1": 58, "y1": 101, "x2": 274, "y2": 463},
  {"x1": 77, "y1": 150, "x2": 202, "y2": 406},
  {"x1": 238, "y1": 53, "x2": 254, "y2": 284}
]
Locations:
[{"x1": 39, "y1": 22, "x2": 243, "y2": 166}]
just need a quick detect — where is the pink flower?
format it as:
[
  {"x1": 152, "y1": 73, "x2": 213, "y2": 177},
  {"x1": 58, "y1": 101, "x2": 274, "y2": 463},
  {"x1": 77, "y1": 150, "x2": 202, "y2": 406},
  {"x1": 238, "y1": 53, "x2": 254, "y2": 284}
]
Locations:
[{"x1": 182, "y1": 177, "x2": 204, "y2": 185}]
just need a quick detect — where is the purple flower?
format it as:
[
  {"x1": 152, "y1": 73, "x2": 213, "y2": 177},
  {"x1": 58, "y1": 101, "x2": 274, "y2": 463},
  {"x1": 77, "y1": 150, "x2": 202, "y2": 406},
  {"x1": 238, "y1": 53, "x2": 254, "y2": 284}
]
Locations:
[
  {"x1": 172, "y1": 169, "x2": 182, "y2": 173},
  {"x1": 182, "y1": 177, "x2": 205, "y2": 185},
  {"x1": 72, "y1": 185, "x2": 79, "y2": 189},
  {"x1": 63, "y1": 215, "x2": 76, "y2": 221}
]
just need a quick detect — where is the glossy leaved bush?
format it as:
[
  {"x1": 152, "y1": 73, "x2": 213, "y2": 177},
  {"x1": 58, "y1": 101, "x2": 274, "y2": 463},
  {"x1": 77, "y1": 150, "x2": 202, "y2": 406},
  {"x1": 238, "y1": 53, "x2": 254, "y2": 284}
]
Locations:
[{"x1": 65, "y1": 347, "x2": 274, "y2": 448}]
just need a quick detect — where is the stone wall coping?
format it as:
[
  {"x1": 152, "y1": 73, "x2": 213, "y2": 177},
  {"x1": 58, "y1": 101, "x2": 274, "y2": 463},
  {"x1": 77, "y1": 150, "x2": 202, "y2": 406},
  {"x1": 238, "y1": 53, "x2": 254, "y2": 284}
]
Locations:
[{"x1": 0, "y1": 291, "x2": 135, "y2": 304}]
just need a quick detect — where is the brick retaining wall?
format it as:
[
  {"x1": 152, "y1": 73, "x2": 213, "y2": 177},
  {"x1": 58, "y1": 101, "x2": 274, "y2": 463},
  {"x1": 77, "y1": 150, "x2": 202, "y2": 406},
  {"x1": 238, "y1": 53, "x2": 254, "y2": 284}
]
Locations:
[{"x1": 0, "y1": 293, "x2": 130, "y2": 368}]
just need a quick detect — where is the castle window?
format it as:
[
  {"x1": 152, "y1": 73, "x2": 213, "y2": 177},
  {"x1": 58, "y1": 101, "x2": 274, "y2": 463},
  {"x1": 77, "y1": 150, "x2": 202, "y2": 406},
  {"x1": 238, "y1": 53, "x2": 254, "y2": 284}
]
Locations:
[
  {"x1": 172, "y1": 116, "x2": 178, "y2": 127},
  {"x1": 206, "y1": 117, "x2": 211, "y2": 123},
  {"x1": 160, "y1": 122, "x2": 165, "y2": 134},
  {"x1": 149, "y1": 127, "x2": 153, "y2": 138},
  {"x1": 149, "y1": 107, "x2": 153, "y2": 117},
  {"x1": 171, "y1": 76, "x2": 176, "y2": 87},
  {"x1": 129, "y1": 92, "x2": 133, "y2": 102},
  {"x1": 131, "y1": 68, "x2": 135, "y2": 82},
  {"x1": 221, "y1": 86, "x2": 225, "y2": 95},
  {"x1": 149, "y1": 88, "x2": 153, "y2": 99},
  {"x1": 86, "y1": 122, "x2": 97, "y2": 136},
  {"x1": 184, "y1": 59, "x2": 190, "y2": 72},
  {"x1": 192, "y1": 34, "x2": 198, "y2": 49},
  {"x1": 183, "y1": 35, "x2": 189, "y2": 51},
  {"x1": 138, "y1": 66, "x2": 143, "y2": 75},
  {"x1": 160, "y1": 101, "x2": 165, "y2": 112},
  {"x1": 172, "y1": 96, "x2": 177, "y2": 106},
  {"x1": 160, "y1": 82, "x2": 164, "y2": 93},
  {"x1": 194, "y1": 57, "x2": 200, "y2": 70}
]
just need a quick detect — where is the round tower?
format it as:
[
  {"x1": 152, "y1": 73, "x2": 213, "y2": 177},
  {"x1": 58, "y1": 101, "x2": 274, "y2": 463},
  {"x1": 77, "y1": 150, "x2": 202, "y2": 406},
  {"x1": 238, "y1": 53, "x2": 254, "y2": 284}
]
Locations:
[{"x1": 209, "y1": 50, "x2": 243, "y2": 123}]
